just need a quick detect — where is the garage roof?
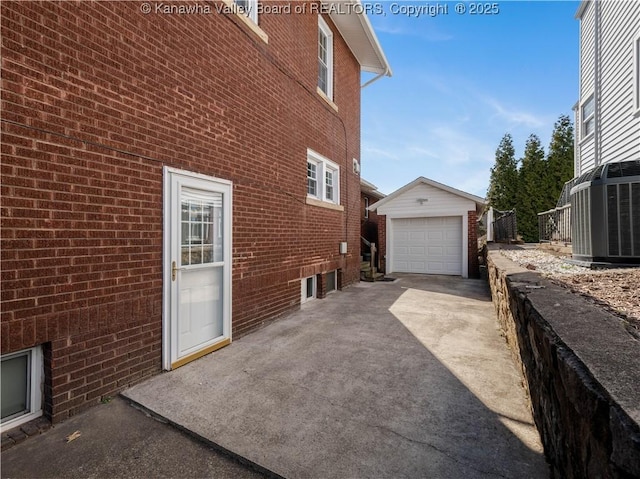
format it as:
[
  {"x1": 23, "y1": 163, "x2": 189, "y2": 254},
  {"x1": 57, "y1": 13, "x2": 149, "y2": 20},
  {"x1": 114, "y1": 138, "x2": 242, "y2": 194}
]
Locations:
[
  {"x1": 360, "y1": 178, "x2": 386, "y2": 200},
  {"x1": 368, "y1": 176, "x2": 486, "y2": 212},
  {"x1": 327, "y1": 1, "x2": 392, "y2": 78}
]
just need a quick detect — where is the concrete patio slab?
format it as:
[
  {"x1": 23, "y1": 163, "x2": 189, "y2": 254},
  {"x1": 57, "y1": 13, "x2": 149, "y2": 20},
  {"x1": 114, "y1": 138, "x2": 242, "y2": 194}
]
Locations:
[{"x1": 123, "y1": 274, "x2": 548, "y2": 478}]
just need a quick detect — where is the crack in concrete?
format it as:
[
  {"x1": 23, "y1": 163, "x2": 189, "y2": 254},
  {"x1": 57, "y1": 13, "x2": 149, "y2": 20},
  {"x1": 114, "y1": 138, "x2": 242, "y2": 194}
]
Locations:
[
  {"x1": 372, "y1": 423, "x2": 512, "y2": 479},
  {"x1": 244, "y1": 369, "x2": 512, "y2": 479}
]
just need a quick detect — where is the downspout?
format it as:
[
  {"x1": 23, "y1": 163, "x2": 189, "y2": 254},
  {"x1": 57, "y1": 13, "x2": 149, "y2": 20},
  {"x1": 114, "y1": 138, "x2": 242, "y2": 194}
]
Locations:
[{"x1": 361, "y1": 67, "x2": 389, "y2": 89}]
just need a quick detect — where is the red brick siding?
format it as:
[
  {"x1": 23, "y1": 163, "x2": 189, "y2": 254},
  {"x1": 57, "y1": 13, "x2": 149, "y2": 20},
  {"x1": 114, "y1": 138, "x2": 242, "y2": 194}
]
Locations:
[
  {"x1": 360, "y1": 191, "x2": 383, "y2": 270},
  {"x1": 2, "y1": 1, "x2": 362, "y2": 421},
  {"x1": 378, "y1": 214, "x2": 387, "y2": 273},
  {"x1": 468, "y1": 210, "x2": 480, "y2": 278}
]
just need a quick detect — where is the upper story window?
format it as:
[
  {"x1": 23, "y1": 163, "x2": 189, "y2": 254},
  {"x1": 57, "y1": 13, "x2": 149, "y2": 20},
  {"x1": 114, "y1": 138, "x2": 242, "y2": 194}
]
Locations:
[
  {"x1": 318, "y1": 17, "x2": 334, "y2": 100},
  {"x1": 234, "y1": 0, "x2": 257, "y2": 23},
  {"x1": 307, "y1": 149, "x2": 340, "y2": 205},
  {"x1": 582, "y1": 94, "x2": 595, "y2": 137},
  {"x1": 364, "y1": 196, "x2": 369, "y2": 219}
]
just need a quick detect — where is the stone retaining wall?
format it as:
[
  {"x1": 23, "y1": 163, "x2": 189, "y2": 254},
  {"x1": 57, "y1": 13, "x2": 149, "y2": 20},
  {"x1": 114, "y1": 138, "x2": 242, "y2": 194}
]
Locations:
[{"x1": 486, "y1": 248, "x2": 640, "y2": 478}]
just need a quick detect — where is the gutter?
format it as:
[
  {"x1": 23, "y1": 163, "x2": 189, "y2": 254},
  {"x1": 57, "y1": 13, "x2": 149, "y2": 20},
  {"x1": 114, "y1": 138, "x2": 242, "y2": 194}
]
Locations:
[{"x1": 361, "y1": 68, "x2": 390, "y2": 89}]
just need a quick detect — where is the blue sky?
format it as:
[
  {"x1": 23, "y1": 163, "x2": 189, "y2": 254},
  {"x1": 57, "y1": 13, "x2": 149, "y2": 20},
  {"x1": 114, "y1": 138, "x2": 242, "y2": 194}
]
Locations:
[{"x1": 360, "y1": 1, "x2": 580, "y2": 197}]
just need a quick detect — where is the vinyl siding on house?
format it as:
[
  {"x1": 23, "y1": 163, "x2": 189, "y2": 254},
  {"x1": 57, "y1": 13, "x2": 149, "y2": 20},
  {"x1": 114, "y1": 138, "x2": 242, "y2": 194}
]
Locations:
[
  {"x1": 576, "y1": 0, "x2": 640, "y2": 176},
  {"x1": 598, "y1": 1, "x2": 640, "y2": 165},
  {"x1": 577, "y1": 0, "x2": 595, "y2": 175}
]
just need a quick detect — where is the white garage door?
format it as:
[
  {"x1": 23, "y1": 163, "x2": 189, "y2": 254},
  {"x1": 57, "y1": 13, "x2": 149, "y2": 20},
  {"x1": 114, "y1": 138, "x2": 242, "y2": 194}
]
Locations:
[{"x1": 392, "y1": 217, "x2": 462, "y2": 275}]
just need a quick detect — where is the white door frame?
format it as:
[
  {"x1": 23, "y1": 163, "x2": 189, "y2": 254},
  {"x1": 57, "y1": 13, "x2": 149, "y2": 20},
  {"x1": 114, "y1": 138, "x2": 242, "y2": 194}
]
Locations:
[{"x1": 162, "y1": 166, "x2": 233, "y2": 370}]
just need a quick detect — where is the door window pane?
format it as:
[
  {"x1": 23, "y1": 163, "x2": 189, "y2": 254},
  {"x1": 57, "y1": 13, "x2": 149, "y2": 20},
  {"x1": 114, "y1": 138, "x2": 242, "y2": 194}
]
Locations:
[{"x1": 181, "y1": 189, "x2": 223, "y2": 266}]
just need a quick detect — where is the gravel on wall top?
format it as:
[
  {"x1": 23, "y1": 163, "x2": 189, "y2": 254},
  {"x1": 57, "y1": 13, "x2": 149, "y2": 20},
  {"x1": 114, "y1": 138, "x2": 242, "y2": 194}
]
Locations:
[{"x1": 499, "y1": 248, "x2": 640, "y2": 326}]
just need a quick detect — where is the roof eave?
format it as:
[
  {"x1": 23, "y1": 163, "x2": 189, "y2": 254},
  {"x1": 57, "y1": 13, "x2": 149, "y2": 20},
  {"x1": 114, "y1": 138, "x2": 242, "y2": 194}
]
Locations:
[
  {"x1": 326, "y1": 1, "x2": 392, "y2": 77},
  {"x1": 369, "y1": 177, "x2": 486, "y2": 212},
  {"x1": 575, "y1": 0, "x2": 589, "y2": 19}
]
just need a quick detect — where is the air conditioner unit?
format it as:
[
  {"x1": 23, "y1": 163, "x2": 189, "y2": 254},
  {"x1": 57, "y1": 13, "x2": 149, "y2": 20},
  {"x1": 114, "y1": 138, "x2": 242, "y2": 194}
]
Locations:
[{"x1": 571, "y1": 160, "x2": 640, "y2": 263}]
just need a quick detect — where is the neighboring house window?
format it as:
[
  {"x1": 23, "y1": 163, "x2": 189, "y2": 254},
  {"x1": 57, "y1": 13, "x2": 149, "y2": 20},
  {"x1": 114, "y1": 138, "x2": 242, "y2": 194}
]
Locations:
[
  {"x1": 307, "y1": 149, "x2": 340, "y2": 205},
  {"x1": 582, "y1": 95, "x2": 595, "y2": 137},
  {"x1": 635, "y1": 34, "x2": 640, "y2": 114},
  {"x1": 318, "y1": 16, "x2": 333, "y2": 100},
  {"x1": 1, "y1": 346, "x2": 43, "y2": 432},
  {"x1": 364, "y1": 196, "x2": 369, "y2": 219},
  {"x1": 234, "y1": 0, "x2": 257, "y2": 23}
]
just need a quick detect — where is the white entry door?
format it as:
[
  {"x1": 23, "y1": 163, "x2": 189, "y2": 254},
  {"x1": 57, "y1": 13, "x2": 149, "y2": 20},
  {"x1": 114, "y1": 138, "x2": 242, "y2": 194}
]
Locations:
[{"x1": 163, "y1": 167, "x2": 232, "y2": 370}]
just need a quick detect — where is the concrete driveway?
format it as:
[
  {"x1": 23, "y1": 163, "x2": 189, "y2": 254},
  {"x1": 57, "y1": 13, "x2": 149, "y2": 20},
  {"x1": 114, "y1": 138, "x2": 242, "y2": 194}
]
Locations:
[{"x1": 123, "y1": 275, "x2": 548, "y2": 478}]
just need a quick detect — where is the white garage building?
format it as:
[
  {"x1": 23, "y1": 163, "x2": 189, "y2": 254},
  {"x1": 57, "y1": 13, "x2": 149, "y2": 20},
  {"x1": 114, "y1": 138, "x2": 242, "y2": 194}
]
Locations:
[{"x1": 369, "y1": 177, "x2": 486, "y2": 278}]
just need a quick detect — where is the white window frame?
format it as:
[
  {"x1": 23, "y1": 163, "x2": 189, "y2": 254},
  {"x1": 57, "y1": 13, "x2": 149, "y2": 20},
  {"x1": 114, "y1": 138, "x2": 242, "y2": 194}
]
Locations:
[
  {"x1": 234, "y1": 0, "x2": 258, "y2": 23},
  {"x1": 634, "y1": 34, "x2": 640, "y2": 116},
  {"x1": 301, "y1": 275, "x2": 316, "y2": 303},
  {"x1": 307, "y1": 149, "x2": 340, "y2": 205},
  {"x1": 307, "y1": 159, "x2": 319, "y2": 198},
  {"x1": 364, "y1": 196, "x2": 369, "y2": 219},
  {"x1": 318, "y1": 16, "x2": 334, "y2": 101},
  {"x1": 326, "y1": 270, "x2": 337, "y2": 294},
  {"x1": 325, "y1": 166, "x2": 336, "y2": 202},
  {"x1": 1, "y1": 346, "x2": 44, "y2": 433},
  {"x1": 581, "y1": 94, "x2": 595, "y2": 138}
]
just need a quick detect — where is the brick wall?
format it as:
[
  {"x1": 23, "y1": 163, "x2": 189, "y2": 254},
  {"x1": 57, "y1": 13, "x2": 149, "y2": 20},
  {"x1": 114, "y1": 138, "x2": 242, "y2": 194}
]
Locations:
[
  {"x1": 467, "y1": 210, "x2": 479, "y2": 279},
  {"x1": 1, "y1": 1, "x2": 362, "y2": 422},
  {"x1": 378, "y1": 214, "x2": 387, "y2": 273},
  {"x1": 360, "y1": 192, "x2": 384, "y2": 272}
]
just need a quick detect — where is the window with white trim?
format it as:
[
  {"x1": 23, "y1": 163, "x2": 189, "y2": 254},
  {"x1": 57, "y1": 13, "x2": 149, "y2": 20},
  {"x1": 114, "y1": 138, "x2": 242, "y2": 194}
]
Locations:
[
  {"x1": 581, "y1": 94, "x2": 595, "y2": 137},
  {"x1": 307, "y1": 160, "x2": 318, "y2": 197},
  {"x1": 307, "y1": 149, "x2": 340, "y2": 205},
  {"x1": 364, "y1": 196, "x2": 369, "y2": 219},
  {"x1": 318, "y1": 16, "x2": 333, "y2": 100},
  {"x1": 301, "y1": 275, "x2": 316, "y2": 303},
  {"x1": 234, "y1": 0, "x2": 257, "y2": 23},
  {"x1": 1, "y1": 346, "x2": 43, "y2": 432},
  {"x1": 326, "y1": 270, "x2": 337, "y2": 293},
  {"x1": 634, "y1": 34, "x2": 640, "y2": 114}
]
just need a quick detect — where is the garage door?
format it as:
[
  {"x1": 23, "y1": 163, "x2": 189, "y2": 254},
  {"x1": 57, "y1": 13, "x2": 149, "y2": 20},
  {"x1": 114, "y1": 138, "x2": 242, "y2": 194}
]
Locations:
[{"x1": 392, "y1": 217, "x2": 462, "y2": 275}]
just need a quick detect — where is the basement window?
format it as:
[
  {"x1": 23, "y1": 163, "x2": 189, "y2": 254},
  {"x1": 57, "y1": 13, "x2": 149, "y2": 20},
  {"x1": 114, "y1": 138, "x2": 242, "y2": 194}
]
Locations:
[
  {"x1": 1, "y1": 346, "x2": 43, "y2": 432},
  {"x1": 326, "y1": 270, "x2": 337, "y2": 293},
  {"x1": 301, "y1": 276, "x2": 316, "y2": 303}
]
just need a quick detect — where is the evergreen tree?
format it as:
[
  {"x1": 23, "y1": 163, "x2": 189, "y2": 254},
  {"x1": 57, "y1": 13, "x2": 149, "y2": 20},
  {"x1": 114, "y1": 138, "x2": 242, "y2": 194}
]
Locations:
[
  {"x1": 487, "y1": 133, "x2": 518, "y2": 211},
  {"x1": 517, "y1": 134, "x2": 546, "y2": 242},
  {"x1": 545, "y1": 115, "x2": 574, "y2": 207}
]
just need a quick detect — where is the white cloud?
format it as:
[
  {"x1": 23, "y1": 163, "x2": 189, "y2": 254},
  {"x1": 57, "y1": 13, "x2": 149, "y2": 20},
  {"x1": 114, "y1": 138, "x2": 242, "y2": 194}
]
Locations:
[{"x1": 483, "y1": 97, "x2": 548, "y2": 129}]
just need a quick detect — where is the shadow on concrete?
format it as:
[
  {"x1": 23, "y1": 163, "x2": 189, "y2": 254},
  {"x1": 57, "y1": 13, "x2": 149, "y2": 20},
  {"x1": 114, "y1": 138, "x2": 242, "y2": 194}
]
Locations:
[{"x1": 123, "y1": 274, "x2": 548, "y2": 478}]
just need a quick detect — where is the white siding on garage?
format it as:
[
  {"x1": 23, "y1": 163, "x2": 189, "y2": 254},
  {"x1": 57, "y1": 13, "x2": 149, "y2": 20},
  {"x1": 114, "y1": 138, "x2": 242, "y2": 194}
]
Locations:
[
  {"x1": 376, "y1": 183, "x2": 476, "y2": 217},
  {"x1": 392, "y1": 217, "x2": 462, "y2": 275}
]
